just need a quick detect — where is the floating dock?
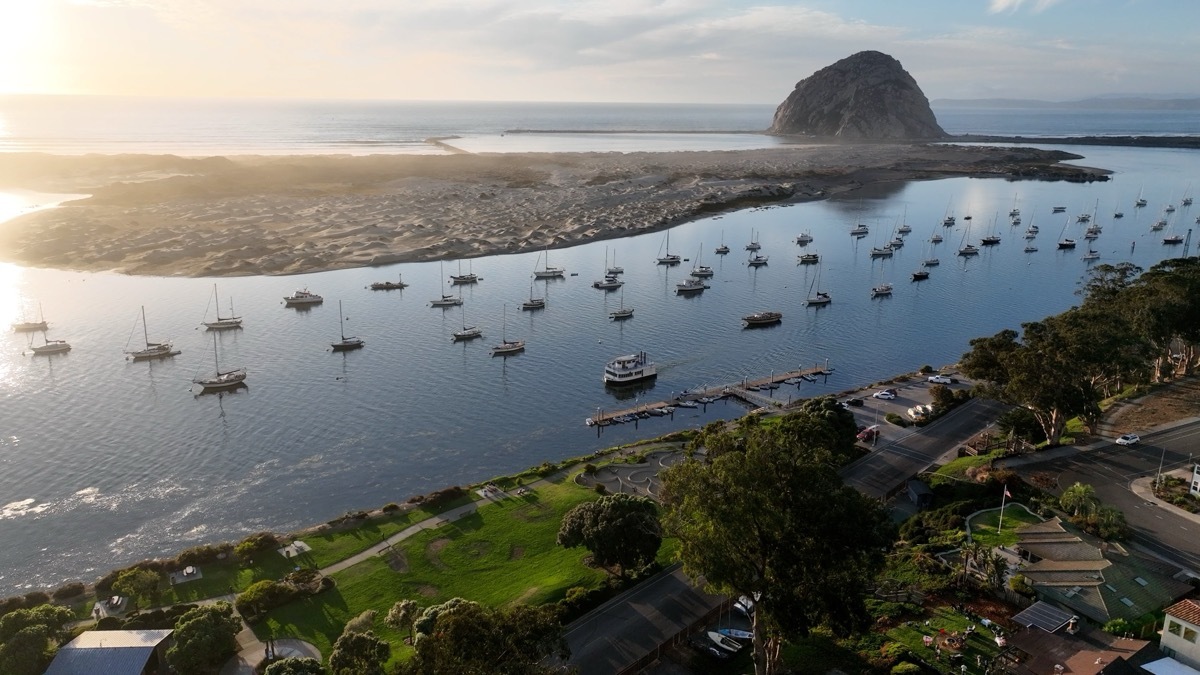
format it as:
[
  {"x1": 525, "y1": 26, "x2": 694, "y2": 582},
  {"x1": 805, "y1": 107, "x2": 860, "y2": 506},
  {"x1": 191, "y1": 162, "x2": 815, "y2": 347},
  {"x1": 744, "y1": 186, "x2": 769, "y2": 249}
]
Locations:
[{"x1": 586, "y1": 364, "x2": 832, "y2": 427}]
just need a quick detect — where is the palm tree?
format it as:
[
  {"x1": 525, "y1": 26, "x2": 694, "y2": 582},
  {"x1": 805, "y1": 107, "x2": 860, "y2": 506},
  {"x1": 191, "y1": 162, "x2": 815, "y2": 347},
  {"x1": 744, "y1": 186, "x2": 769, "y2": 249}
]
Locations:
[
  {"x1": 984, "y1": 552, "x2": 1009, "y2": 589},
  {"x1": 961, "y1": 540, "x2": 987, "y2": 581},
  {"x1": 1059, "y1": 482, "x2": 1100, "y2": 517}
]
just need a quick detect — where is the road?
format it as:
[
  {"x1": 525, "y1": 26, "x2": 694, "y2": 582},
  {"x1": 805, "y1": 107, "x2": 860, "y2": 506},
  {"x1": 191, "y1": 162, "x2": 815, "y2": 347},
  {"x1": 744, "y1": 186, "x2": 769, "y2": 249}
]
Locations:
[{"x1": 1015, "y1": 420, "x2": 1200, "y2": 570}]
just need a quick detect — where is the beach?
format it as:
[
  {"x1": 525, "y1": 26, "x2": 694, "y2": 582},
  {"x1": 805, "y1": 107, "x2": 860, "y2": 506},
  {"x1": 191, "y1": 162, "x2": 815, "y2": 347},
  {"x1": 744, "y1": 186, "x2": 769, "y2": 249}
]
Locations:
[{"x1": 0, "y1": 144, "x2": 1096, "y2": 277}]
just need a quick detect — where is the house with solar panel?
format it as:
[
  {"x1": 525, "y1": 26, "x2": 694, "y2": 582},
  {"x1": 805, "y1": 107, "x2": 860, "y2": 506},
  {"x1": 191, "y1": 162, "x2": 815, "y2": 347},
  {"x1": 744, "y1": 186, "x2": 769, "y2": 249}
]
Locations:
[
  {"x1": 43, "y1": 629, "x2": 172, "y2": 675},
  {"x1": 1011, "y1": 517, "x2": 1192, "y2": 625}
]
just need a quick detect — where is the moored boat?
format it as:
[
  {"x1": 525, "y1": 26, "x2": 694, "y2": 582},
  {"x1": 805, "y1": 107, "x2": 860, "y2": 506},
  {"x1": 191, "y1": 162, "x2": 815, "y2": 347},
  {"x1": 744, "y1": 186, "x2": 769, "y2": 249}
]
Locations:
[
  {"x1": 369, "y1": 274, "x2": 408, "y2": 291},
  {"x1": 603, "y1": 351, "x2": 657, "y2": 386},
  {"x1": 284, "y1": 288, "x2": 323, "y2": 306},
  {"x1": 202, "y1": 284, "x2": 243, "y2": 330},
  {"x1": 125, "y1": 306, "x2": 180, "y2": 361},
  {"x1": 193, "y1": 332, "x2": 247, "y2": 390},
  {"x1": 331, "y1": 300, "x2": 365, "y2": 351},
  {"x1": 742, "y1": 311, "x2": 782, "y2": 327},
  {"x1": 675, "y1": 278, "x2": 709, "y2": 294}
]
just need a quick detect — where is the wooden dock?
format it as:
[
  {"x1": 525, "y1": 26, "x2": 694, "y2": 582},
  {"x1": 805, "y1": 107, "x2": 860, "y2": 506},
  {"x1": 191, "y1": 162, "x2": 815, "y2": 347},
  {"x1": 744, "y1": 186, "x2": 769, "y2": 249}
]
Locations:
[{"x1": 586, "y1": 364, "x2": 833, "y2": 426}]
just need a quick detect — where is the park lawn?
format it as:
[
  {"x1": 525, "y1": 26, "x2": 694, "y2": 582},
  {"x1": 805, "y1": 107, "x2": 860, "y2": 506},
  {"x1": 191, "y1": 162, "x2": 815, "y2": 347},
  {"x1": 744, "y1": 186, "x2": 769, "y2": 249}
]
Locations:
[
  {"x1": 299, "y1": 496, "x2": 475, "y2": 570},
  {"x1": 255, "y1": 476, "x2": 608, "y2": 661},
  {"x1": 158, "y1": 554, "x2": 297, "y2": 605},
  {"x1": 968, "y1": 504, "x2": 1043, "y2": 549},
  {"x1": 934, "y1": 450, "x2": 1005, "y2": 481},
  {"x1": 887, "y1": 605, "x2": 1004, "y2": 673}
]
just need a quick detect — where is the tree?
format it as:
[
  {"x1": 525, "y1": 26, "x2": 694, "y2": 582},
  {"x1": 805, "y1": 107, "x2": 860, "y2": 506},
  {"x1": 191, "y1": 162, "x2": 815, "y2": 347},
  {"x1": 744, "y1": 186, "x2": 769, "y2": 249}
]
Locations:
[
  {"x1": 342, "y1": 609, "x2": 377, "y2": 635},
  {"x1": 265, "y1": 657, "x2": 327, "y2": 675},
  {"x1": 385, "y1": 599, "x2": 419, "y2": 643},
  {"x1": 112, "y1": 567, "x2": 162, "y2": 609},
  {"x1": 557, "y1": 493, "x2": 662, "y2": 578},
  {"x1": 264, "y1": 657, "x2": 327, "y2": 675},
  {"x1": 660, "y1": 412, "x2": 895, "y2": 675},
  {"x1": 166, "y1": 602, "x2": 242, "y2": 675},
  {"x1": 328, "y1": 630, "x2": 390, "y2": 675},
  {"x1": 1059, "y1": 482, "x2": 1099, "y2": 517},
  {"x1": 0, "y1": 604, "x2": 73, "y2": 675},
  {"x1": 982, "y1": 552, "x2": 1009, "y2": 589},
  {"x1": 400, "y1": 600, "x2": 568, "y2": 675}
]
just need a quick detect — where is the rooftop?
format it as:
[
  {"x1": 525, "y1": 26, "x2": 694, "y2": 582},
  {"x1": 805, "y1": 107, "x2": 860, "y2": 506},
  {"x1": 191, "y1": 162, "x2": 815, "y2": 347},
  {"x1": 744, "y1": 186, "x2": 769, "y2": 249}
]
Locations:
[{"x1": 1166, "y1": 599, "x2": 1200, "y2": 627}]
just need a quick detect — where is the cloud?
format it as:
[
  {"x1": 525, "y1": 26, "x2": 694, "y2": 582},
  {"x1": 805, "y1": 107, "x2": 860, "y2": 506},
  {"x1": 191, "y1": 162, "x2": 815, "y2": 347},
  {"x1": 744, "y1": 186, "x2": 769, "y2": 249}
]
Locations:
[{"x1": 987, "y1": 0, "x2": 1063, "y2": 14}]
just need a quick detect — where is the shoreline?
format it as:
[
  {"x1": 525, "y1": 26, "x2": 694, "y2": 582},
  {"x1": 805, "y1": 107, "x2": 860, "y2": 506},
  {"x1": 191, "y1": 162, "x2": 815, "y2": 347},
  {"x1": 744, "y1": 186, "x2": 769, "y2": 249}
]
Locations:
[{"x1": 0, "y1": 144, "x2": 1102, "y2": 278}]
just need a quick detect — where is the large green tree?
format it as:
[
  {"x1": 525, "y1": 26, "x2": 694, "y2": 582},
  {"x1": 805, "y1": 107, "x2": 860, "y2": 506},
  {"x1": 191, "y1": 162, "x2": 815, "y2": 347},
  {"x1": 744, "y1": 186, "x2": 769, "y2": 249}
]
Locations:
[
  {"x1": 328, "y1": 630, "x2": 390, "y2": 675},
  {"x1": 264, "y1": 657, "x2": 327, "y2": 675},
  {"x1": 0, "y1": 604, "x2": 74, "y2": 675},
  {"x1": 556, "y1": 493, "x2": 661, "y2": 578},
  {"x1": 385, "y1": 599, "x2": 419, "y2": 643},
  {"x1": 1059, "y1": 482, "x2": 1099, "y2": 517},
  {"x1": 166, "y1": 602, "x2": 242, "y2": 675},
  {"x1": 660, "y1": 410, "x2": 894, "y2": 675},
  {"x1": 112, "y1": 568, "x2": 162, "y2": 609},
  {"x1": 401, "y1": 600, "x2": 568, "y2": 675}
]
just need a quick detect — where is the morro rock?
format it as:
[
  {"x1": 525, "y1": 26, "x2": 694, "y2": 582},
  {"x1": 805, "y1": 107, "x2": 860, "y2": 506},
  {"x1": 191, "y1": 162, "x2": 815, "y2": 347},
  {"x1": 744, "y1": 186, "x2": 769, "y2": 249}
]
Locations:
[{"x1": 770, "y1": 51, "x2": 946, "y2": 140}]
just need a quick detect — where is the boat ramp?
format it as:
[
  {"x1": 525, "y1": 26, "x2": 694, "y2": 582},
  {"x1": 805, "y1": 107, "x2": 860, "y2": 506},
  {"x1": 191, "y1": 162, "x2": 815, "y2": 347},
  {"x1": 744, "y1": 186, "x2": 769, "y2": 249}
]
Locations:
[{"x1": 586, "y1": 364, "x2": 833, "y2": 427}]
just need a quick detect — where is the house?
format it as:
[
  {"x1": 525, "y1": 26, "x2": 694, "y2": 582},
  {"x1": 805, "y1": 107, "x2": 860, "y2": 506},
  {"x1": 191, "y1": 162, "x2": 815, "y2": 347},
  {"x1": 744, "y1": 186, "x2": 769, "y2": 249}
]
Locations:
[
  {"x1": 1013, "y1": 517, "x2": 1192, "y2": 624},
  {"x1": 44, "y1": 629, "x2": 172, "y2": 675},
  {"x1": 1000, "y1": 600, "x2": 1158, "y2": 674},
  {"x1": 1190, "y1": 465, "x2": 1200, "y2": 499},
  {"x1": 1160, "y1": 599, "x2": 1200, "y2": 670}
]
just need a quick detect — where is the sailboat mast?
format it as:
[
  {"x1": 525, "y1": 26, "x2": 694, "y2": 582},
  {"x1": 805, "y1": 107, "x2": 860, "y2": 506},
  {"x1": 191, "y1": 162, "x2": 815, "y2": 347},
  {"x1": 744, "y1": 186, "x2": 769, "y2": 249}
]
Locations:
[
  {"x1": 338, "y1": 300, "x2": 346, "y2": 340},
  {"x1": 141, "y1": 306, "x2": 150, "y2": 347},
  {"x1": 213, "y1": 332, "x2": 220, "y2": 373}
]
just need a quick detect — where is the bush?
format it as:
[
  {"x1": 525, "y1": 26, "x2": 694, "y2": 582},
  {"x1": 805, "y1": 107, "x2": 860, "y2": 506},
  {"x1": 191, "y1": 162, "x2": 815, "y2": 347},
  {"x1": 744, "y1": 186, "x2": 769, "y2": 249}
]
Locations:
[
  {"x1": 534, "y1": 462, "x2": 559, "y2": 477},
  {"x1": 51, "y1": 582, "x2": 86, "y2": 601},
  {"x1": 884, "y1": 413, "x2": 910, "y2": 428},
  {"x1": 234, "y1": 532, "x2": 280, "y2": 560},
  {"x1": 892, "y1": 662, "x2": 922, "y2": 675},
  {"x1": 425, "y1": 486, "x2": 467, "y2": 509},
  {"x1": 381, "y1": 503, "x2": 400, "y2": 513},
  {"x1": 22, "y1": 591, "x2": 50, "y2": 608},
  {"x1": 583, "y1": 463, "x2": 597, "y2": 475},
  {"x1": 96, "y1": 616, "x2": 123, "y2": 630},
  {"x1": 177, "y1": 543, "x2": 233, "y2": 567},
  {"x1": 235, "y1": 580, "x2": 300, "y2": 620},
  {"x1": 918, "y1": 365, "x2": 934, "y2": 374},
  {"x1": 593, "y1": 483, "x2": 608, "y2": 495}
]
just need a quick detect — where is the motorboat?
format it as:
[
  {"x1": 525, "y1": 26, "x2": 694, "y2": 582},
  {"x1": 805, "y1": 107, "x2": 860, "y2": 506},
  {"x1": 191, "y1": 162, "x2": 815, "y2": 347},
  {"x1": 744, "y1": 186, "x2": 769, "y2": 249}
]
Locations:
[
  {"x1": 1163, "y1": 234, "x2": 1184, "y2": 245},
  {"x1": 603, "y1": 351, "x2": 657, "y2": 386},
  {"x1": 370, "y1": 274, "x2": 408, "y2": 290},
  {"x1": 707, "y1": 631, "x2": 744, "y2": 654},
  {"x1": 911, "y1": 270, "x2": 929, "y2": 281},
  {"x1": 283, "y1": 288, "x2": 323, "y2": 306},
  {"x1": 592, "y1": 275, "x2": 623, "y2": 290},
  {"x1": 797, "y1": 253, "x2": 820, "y2": 264},
  {"x1": 675, "y1": 278, "x2": 709, "y2": 294},
  {"x1": 742, "y1": 311, "x2": 782, "y2": 327},
  {"x1": 795, "y1": 231, "x2": 813, "y2": 245}
]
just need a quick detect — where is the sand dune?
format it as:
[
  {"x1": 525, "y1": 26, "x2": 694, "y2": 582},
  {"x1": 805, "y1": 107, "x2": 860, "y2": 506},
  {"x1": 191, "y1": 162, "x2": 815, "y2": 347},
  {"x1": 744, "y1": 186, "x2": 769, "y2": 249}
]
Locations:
[{"x1": 0, "y1": 144, "x2": 1098, "y2": 277}]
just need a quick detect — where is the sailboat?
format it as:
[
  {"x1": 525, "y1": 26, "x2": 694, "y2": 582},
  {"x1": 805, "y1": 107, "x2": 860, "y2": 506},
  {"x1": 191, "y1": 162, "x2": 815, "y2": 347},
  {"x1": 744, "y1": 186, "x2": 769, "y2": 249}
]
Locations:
[
  {"x1": 1009, "y1": 193, "x2": 1021, "y2": 218},
  {"x1": 12, "y1": 302, "x2": 49, "y2": 333},
  {"x1": 1135, "y1": 187, "x2": 1147, "y2": 207},
  {"x1": 331, "y1": 301, "x2": 364, "y2": 351},
  {"x1": 691, "y1": 244, "x2": 714, "y2": 278},
  {"x1": 491, "y1": 304, "x2": 525, "y2": 356},
  {"x1": 871, "y1": 262, "x2": 893, "y2": 297},
  {"x1": 956, "y1": 218, "x2": 978, "y2": 256},
  {"x1": 980, "y1": 214, "x2": 1001, "y2": 246},
  {"x1": 125, "y1": 306, "x2": 179, "y2": 361},
  {"x1": 449, "y1": 260, "x2": 479, "y2": 285},
  {"x1": 28, "y1": 331, "x2": 71, "y2": 355},
  {"x1": 656, "y1": 230, "x2": 681, "y2": 265},
  {"x1": 805, "y1": 265, "x2": 831, "y2": 306},
  {"x1": 202, "y1": 284, "x2": 243, "y2": 330},
  {"x1": 593, "y1": 247, "x2": 624, "y2": 289},
  {"x1": 849, "y1": 221, "x2": 869, "y2": 236},
  {"x1": 193, "y1": 332, "x2": 247, "y2": 390},
  {"x1": 1162, "y1": 216, "x2": 1184, "y2": 244},
  {"x1": 451, "y1": 303, "x2": 483, "y2": 342},
  {"x1": 609, "y1": 286, "x2": 634, "y2": 320},
  {"x1": 745, "y1": 230, "x2": 761, "y2": 251},
  {"x1": 430, "y1": 261, "x2": 464, "y2": 307},
  {"x1": 896, "y1": 207, "x2": 911, "y2": 234},
  {"x1": 521, "y1": 280, "x2": 546, "y2": 311},
  {"x1": 1081, "y1": 247, "x2": 1100, "y2": 261},
  {"x1": 607, "y1": 249, "x2": 623, "y2": 275},
  {"x1": 715, "y1": 231, "x2": 730, "y2": 255},
  {"x1": 534, "y1": 246, "x2": 566, "y2": 278},
  {"x1": 1056, "y1": 217, "x2": 1076, "y2": 249}
]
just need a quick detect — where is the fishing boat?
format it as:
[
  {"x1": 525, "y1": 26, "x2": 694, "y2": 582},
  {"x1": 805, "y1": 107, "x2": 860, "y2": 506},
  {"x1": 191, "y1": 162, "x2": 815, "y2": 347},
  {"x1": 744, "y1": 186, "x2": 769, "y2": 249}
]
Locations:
[
  {"x1": 369, "y1": 274, "x2": 408, "y2": 290},
  {"x1": 603, "y1": 351, "x2": 657, "y2": 386},
  {"x1": 451, "y1": 303, "x2": 483, "y2": 342},
  {"x1": 430, "y1": 262, "x2": 464, "y2": 307},
  {"x1": 11, "y1": 302, "x2": 49, "y2": 333},
  {"x1": 491, "y1": 304, "x2": 525, "y2": 356},
  {"x1": 202, "y1": 284, "x2": 243, "y2": 330},
  {"x1": 797, "y1": 252, "x2": 820, "y2": 265},
  {"x1": 745, "y1": 230, "x2": 761, "y2": 251},
  {"x1": 609, "y1": 287, "x2": 633, "y2": 320},
  {"x1": 742, "y1": 311, "x2": 782, "y2": 327},
  {"x1": 283, "y1": 288, "x2": 323, "y2": 306},
  {"x1": 805, "y1": 266, "x2": 831, "y2": 306},
  {"x1": 746, "y1": 253, "x2": 768, "y2": 267},
  {"x1": 534, "y1": 247, "x2": 566, "y2": 278},
  {"x1": 691, "y1": 244, "x2": 714, "y2": 278},
  {"x1": 449, "y1": 260, "x2": 479, "y2": 285},
  {"x1": 193, "y1": 332, "x2": 247, "y2": 390},
  {"x1": 28, "y1": 332, "x2": 71, "y2": 355},
  {"x1": 675, "y1": 278, "x2": 709, "y2": 294},
  {"x1": 521, "y1": 281, "x2": 546, "y2": 311},
  {"x1": 331, "y1": 300, "x2": 364, "y2": 351},
  {"x1": 795, "y1": 231, "x2": 813, "y2": 245},
  {"x1": 125, "y1": 306, "x2": 180, "y2": 361},
  {"x1": 654, "y1": 230, "x2": 682, "y2": 266}
]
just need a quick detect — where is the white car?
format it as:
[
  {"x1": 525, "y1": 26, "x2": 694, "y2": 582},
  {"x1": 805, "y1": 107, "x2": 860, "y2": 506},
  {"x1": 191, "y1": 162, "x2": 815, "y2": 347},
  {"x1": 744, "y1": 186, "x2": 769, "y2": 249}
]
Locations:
[
  {"x1": 927, "y1": 375, "x2": 953, "y2": 385},
  {"x1": 872, "y1": 390, "x2": 896, "y2": 400},
  {"x1": 1115, "y1": 433, "x2": 1140, "y2": 446}
]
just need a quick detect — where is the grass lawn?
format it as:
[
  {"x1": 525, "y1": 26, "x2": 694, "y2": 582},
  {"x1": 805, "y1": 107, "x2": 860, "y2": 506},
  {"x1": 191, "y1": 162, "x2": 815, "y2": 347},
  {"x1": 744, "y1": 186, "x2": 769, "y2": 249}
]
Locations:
[
  {"x1": 967, "y1": 504, "x2": 1043, "y2": 549},
  {"x1": 254, "y1": 476, "x2": 610, "y2": 662},
  {"x1": 888, "y1": 605, "x2": 1004, "y2": 673},
  {"x1": 934, "y1": 450, "x2": 1005, "y2": 481},
  {"x1": 299, "y1": 496, "x2": 475, "y2": 570},
  {"x1": 159, "y1": 554, "x2": 297, "y2": 605}
]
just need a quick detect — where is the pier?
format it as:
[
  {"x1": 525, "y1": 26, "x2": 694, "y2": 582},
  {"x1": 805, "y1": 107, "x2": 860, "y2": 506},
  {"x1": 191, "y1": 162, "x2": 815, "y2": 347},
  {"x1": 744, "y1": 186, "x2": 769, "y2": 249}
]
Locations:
[{"x1": 586, "y1": 363, "x2": 833, "y2": 427}]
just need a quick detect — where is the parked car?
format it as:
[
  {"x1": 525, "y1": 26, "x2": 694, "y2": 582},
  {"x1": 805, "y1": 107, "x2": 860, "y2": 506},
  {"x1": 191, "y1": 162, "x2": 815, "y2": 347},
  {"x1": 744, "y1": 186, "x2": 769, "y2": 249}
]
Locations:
[
  {"x1": 927, "y1": 375, "x2": 953, "y2": 385},
  {"x1": 1115, "y1": 433, "x2": 1140, "y2": 446},
  {"x1": 872, "y1": 390, "x2": 896, "y2": 400},
  {"x1": 857, "y1": 425, "x2": 880, "y2": 441},
  {"x1": 844, "y1": 397, "x2": 865, "y2": 407}
]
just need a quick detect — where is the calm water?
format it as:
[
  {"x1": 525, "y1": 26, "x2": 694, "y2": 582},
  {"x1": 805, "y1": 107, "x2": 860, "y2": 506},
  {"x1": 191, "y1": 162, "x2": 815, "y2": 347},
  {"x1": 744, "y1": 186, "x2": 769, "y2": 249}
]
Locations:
[{"x1": 2, "y1": 142, "x2": 1197, "y2": 593}]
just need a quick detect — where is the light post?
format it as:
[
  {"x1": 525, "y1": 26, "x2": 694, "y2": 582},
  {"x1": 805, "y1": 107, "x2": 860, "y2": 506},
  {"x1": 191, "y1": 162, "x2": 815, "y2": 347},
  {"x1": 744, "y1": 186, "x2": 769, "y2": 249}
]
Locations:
[{"x1": 1155, "y1": 444, "x2": 1168, "y2": 494}]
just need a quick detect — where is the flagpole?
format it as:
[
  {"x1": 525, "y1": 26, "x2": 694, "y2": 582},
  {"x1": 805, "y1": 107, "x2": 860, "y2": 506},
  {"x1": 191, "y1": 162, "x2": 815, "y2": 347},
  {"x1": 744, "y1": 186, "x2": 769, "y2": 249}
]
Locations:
[{"x1": 997, "y1": 484, "x2": 1008, "y2": 535}]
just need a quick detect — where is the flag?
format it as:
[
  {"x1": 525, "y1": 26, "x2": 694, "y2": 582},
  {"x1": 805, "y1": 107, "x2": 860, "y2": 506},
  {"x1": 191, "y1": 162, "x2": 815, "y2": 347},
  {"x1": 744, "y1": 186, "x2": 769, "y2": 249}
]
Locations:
[{"x1": 1004, "y1": 487, "x2": 1012, "y2": 499}]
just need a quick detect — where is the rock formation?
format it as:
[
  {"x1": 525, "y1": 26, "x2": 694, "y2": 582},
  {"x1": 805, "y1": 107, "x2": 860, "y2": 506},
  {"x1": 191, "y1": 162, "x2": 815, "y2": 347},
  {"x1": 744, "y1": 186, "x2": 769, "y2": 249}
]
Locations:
[{"x1": 770, "y1": 51, "x2": 946, "y2": 140}]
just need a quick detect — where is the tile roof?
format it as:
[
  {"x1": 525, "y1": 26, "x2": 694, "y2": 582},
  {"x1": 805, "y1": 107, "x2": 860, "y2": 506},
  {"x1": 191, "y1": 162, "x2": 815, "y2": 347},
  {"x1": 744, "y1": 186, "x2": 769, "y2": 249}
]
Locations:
[{"x1": 1165, "y1": 599, "x2": 1200, "y2": 626}]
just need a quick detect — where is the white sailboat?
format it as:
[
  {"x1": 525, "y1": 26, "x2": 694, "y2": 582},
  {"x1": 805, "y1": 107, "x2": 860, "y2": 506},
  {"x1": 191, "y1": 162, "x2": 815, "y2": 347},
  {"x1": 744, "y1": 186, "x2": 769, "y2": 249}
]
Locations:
[
  {"x1": 125, "y1": 306, "x2": 180, "y2": 361},
  {"x1": 11, "y1": 302, "x2": 49, "y2": 333},
  {"x1": 805, "y1": 265, "x2": 831, "y2": 306},
  {"x1": 431, "y1": 261, "x2": 464, "y2": 307},
  {"x1": 491, "y1": 304, "x2": 525, "y2": 356},
  {"x1": 534, "y1": 246, "x2": 566, "y2": 278},
  {"x1": 28, "y1": 331, "x2": 71, "y2": 355},
  {"x1": 593, "y1": 247, "x2": 624, "y2": 289},
  {"x1": 691, "y1": 244, "x2": 714, "y2": 278},
  {"x1": 331, "y1": 300, "x2": 364, "y2": 351},
  {"x1": 607, "y1": 249, "x2": 623, "y2": 275},
  {"x1": 202, "y1": 284, "x2": 243, "y2": 330},
  {"x1": 715, "y1": 231, "x2": 730, "y2": 255},
  {"x1": 193, "y1": 332, "x2": 247, "y2": 390},
  {"x1": 452, "y1": 303, "x2": 483, "y2": 342},
  {"x1": 745, "y1": 229, "x2": 761, "y2": 251},
  {"x1": 656, "y1": 230, "x2": 681, "y2": 265},
  {"x1": 449, "y1": 260, "x2": 479, "y2": 285},
  {"x1": 609, "y1": 286, "x2": 634, "y2": 320}
]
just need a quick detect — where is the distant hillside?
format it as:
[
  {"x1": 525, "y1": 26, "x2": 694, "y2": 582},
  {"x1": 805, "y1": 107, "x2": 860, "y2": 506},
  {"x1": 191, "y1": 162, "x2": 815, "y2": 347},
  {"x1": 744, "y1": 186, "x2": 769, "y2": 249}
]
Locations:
[{"x1": 933, "y1": 97, "x2": 1200, "y2": 111}]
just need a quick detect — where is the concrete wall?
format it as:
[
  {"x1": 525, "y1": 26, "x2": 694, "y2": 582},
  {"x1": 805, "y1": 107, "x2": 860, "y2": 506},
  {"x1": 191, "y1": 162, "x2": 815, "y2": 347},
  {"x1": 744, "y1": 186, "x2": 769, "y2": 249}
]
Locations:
[{"x1": 1162, "y1": 613, "x2": 1200, "y2": 670}]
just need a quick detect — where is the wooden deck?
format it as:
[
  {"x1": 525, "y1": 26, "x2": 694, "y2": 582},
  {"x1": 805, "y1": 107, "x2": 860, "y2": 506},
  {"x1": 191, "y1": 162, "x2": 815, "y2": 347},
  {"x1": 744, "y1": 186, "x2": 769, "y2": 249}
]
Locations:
[{"x1": 587, "y1": 364, "x2": 833, "y2": 426}]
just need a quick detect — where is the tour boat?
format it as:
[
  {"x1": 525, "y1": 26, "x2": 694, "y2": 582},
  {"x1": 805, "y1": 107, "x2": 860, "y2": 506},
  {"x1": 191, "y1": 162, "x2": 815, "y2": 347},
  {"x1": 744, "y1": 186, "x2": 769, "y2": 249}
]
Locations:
[
  {"x1": 284, "y1": 288, "x2": 323, "y2": 306},
  {"x1": 742, "y1": 311, "x2": 782, "y2": 327},
  {"x1": 202, "y1": 284, "x2": 243, "y2": 330},
  {"x1": 603, "y1": 351, "x2": 657, "y2": 386},
  {"x1": 193, "y1": 332, "x2": 247, "y2": 390},
  {"x1": 331, "y1": 301, "x2": 364, "y2": 351}
]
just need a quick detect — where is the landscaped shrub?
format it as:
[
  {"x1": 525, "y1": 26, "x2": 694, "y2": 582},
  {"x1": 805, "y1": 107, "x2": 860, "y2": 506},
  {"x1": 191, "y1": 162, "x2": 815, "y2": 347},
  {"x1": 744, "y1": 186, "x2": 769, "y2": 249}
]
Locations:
[
  {"x1": 234, "y1": 532, "x2": 280, "y2": 560},
  {"x1": 593, "y1": 483, "x2": 607, "y2": 495},
  {"x1": 583, "y1": 463, "x2": 597, "y2": 475},
  {"x1": 177, "y1": 543, "x2": 233, "y2": 567},
  {"x1": 21, "y1": 591, "x2": 50, "y2": 608},
  {"x1": 235, "y1": 580, "x2": 300, "y2": 620},
  {"x1": 96, "y1": 616, "x2": 122, "y2": 630},
  {"x1": 534, "y1": 462, "x2": 559, "y2": 477},
  {"x1": 884, "y1": 413, "x2": 909, "y2": 428},
  {"x1": 381, "y1": 503, "x2": 400, "y2": 513},
  {"x1": 892, "y1": 661, "x2": 921, "y2": 675},
  {"x1": 51, "y1": 582, "x2": 86, "y2": 601},
  {"x1": 425, "y1": 486, "x2": 467, "y2": 508}
]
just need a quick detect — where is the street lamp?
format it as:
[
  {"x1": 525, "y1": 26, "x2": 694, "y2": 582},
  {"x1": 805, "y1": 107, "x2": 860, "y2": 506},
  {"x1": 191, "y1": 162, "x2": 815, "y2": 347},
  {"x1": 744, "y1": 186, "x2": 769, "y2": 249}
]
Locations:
[{"x1": 1155, "y1": 444, "x2": 1168, "y2": 494}]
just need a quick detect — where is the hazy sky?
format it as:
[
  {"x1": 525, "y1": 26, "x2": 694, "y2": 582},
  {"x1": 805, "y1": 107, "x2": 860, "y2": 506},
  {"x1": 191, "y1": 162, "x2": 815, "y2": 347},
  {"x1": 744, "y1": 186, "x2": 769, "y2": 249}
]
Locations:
[{"x1": 2, "y1": 0, "x2": 1198, "y2": 102}]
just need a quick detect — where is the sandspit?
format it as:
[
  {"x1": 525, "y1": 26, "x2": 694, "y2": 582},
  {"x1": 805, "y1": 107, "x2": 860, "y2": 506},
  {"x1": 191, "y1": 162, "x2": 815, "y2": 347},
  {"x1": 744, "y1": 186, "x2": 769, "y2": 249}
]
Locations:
[{"x1": 0, "y1": 144, "x2": 1100, "y2": 277}]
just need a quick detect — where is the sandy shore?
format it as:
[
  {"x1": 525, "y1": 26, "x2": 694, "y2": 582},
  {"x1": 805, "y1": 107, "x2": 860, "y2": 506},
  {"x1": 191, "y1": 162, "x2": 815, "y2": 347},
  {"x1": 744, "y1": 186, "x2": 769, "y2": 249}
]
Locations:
[{"x1": 0, "y1": 144, "x2": 1099, "y2": 277}]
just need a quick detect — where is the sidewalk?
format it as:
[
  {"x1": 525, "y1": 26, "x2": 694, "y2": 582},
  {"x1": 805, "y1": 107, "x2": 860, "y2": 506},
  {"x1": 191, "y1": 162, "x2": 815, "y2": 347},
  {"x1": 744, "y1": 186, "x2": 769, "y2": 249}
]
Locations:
[
  {"x1": 996, "y1": 413, "x2": 1200, "y2": 470},
  {"x1": 1128, "y1": 472, "x2": 1200, "y2": 527}
]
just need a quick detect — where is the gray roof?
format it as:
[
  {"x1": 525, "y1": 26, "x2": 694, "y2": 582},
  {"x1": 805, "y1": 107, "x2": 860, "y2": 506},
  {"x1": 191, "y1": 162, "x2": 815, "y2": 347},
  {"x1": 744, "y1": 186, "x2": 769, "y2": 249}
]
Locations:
[
  {"x1": 1012, "y1": 600, "x2": 1075, "y2": 633},
  {"x1": 45, "y1": 630, "x2": 172, "y2": 675}
]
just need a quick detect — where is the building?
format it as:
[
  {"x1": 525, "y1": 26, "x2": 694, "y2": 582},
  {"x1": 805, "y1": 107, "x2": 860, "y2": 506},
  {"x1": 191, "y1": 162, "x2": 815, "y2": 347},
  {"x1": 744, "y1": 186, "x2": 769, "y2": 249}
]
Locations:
[
  {"x1": 1161, "y1": 599, "x2": 1200, "y2": 670},
  {"x1": 1013, "y1": 517, "x2": 1192, "y2": 624},
  {"x1": 907, "y1": 479, "x2": 934, "y2": 509},
  {"x1": 1001, "y1": 600, "x2": 1158, "y2": 674},
  {"x1": 1190, "y1": 465, "x2": 1200, "y2": 498},
  {"x1": 44, "y1": 629, "x2": 172, "y2": 675}
]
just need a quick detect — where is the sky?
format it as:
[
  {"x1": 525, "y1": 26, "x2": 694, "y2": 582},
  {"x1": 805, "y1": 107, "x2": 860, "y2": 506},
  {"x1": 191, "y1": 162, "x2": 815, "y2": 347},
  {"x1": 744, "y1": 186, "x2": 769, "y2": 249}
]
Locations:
[{"x1": 1, "y1": 0, "x2": 1198, "y2": 103}]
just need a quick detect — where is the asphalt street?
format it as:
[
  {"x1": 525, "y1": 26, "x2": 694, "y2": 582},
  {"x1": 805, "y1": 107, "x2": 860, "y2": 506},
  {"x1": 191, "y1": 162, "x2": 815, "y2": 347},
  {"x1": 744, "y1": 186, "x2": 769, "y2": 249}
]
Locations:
[{"x1": 1017, "y1": 420, "x2": 1200, "y2": 570}]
